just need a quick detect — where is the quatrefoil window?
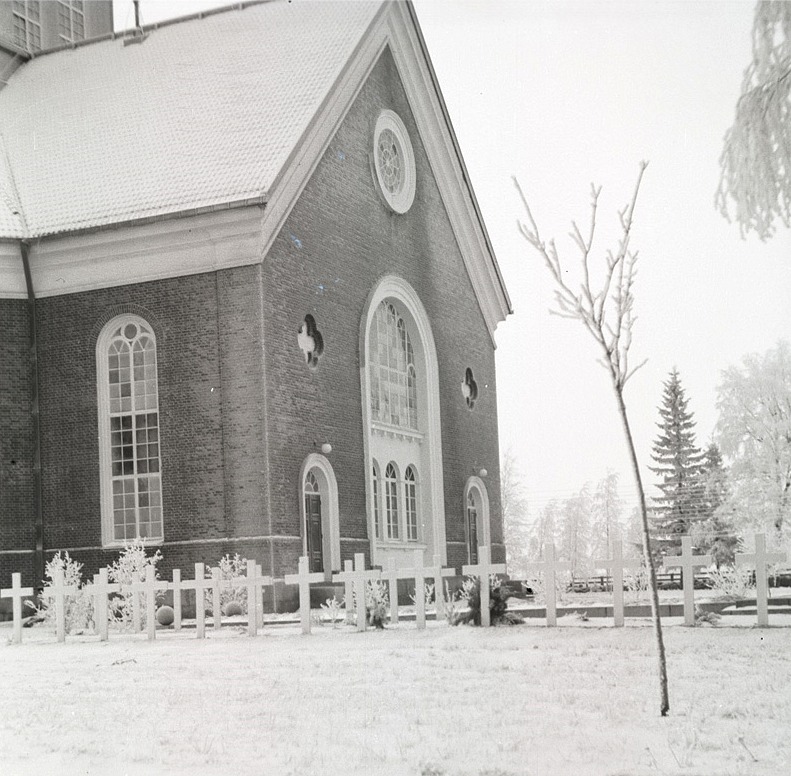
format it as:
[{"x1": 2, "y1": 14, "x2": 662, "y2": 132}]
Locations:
[
  {"x1": 298, "y1": 314, "x2": 324, "y2": 368},
  {"x1": 462, "y1": 367, "x2": 478, "y2": 409}
]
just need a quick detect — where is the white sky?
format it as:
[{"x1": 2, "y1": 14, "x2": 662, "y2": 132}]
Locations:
[{"x1": 113, "y1": 1, "x2": 791, "y2": 517}]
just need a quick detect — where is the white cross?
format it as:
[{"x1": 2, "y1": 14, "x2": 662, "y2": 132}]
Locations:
[
  {"x1": 379, "y1": 557, "x2": 413, "y2": 624},
  {"x1": 84, "y1": 567, "x2": 120, "y2": 641},
  {"x1": 594, "y1": 539, "x2": 642, "y2": 627},
  {"x1": 128, "y1": 565, "x2": 171, "y2": 640},
  {"x1": 332, "y1": 553, "x2": 381, "y2": 632},
  {"x1": 171, "y1": 568, "x2": 184, "y2": 630},
  {"x1": 285, "y1": 556, "x2": 324, "y2": 634},
  {"x1": 179, "y1": 563, "x2": 216, "y2": 639},
  {"x1": 399, "y1": 549, "x2": 432, "y2": 629},
  {"x1": 230, "y1": 559, "x2": 273, "y2": 636},
  {"x1": 462, "y1": 545, "x2": 507, "y2": 627},
  {"x1": 1, "y1": 572, "x2": 33, "y2": 644},
  {"x1": 737, "y1": 533, "x2": 787, "y2": 627},
  {"x1": 42, "y1": 568, "x2": 79, "y2": 643},
  {"x1": 428, "y1": 554, "x2": 455, "y2": 621},
  {"x1": 524, "y1": 543, "x2": 570, "y2": 627},
  {"x1": 664, "y1": 536, "x2": 712, "y2": 626}
]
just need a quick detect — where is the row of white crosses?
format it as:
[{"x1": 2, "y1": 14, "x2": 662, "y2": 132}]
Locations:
[
  {"x1": 2, "y1": 549, "x2": 507, "y2": 643},
  {"x1": 590, "y1": 533, "x2": 787, "y2": 627}
]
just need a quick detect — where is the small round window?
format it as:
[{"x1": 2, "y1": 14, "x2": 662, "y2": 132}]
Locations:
[{"x1": 373, "y1": 110, "x2": 416, "y2": 214}]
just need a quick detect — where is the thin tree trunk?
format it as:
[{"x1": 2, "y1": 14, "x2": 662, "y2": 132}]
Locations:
[{"x1": 614, "y1": 385, "x2": 670, "y2": 716}]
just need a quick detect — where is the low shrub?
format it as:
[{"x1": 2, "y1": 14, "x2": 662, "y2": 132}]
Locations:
[
  {"x1": 107, "y1": 539, "x2": 163, "y2": 630},
  {"x1": 205, "y1": 553, "x2": 248, "y2": 617},
  {"x1": 452, "y1": 576, "x2": 523, "y2": 626},
  {"x1": 28, "y1": 552, "x2": 92, "y2": 633}
]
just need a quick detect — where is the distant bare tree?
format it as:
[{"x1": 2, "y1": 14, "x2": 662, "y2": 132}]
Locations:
[
  {"x1": 717, "y1": 1, "x2": 791, "y2": 239},
  {"x1": 514, "y1": 162, "x2": 670, "y2": 716},
  {"x1": 501, "y1": 449, "x2": 531, "y2": 577}
]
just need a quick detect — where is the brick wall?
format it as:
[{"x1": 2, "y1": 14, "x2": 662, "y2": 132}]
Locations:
[
  {"x1": 261, "y1": 47, "x2": 504, "y2": 573},
  {"x1": 0, "y1": 299, "x2": 36, "y2": 584}
]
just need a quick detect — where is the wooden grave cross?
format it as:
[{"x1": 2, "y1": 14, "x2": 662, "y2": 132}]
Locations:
[
  {"x1": 1, "y1": 572, "x2": 34, "y2": 644},
  {"x1": 128, "y1": 565, "x2": 171, "y2": 640},
  {"x1": 230, "y1": 559, "x2": 273, "y2": 636},
  {"x1": 594, "y1": 539, "x2": 642, "y2": 627},
  {"x1": 179, "y1": 563, "x2": 217, "y2": 639},
  {"x1": 284, "y1": 556, "x2": 324, "y2": 634},
  {"x1": 736, "y1": 533, "x2": 788, "y2": 627},
  {"x1": 524, "y1": 543, "x2": 570, "y2": 627},
  {"x1": 43, "y1": 568, "x2": 79, "y2": 643},
  {"x1": 428, "y1": 554, "x2": 455, "y2": 621},
  {"x1": 664, "y1": 536, "x2": 713, "y2": 626},
  {"x1": 332, "y1": 553, "x2": 381, "y2": 632},
  {"x1": 170, "y1": 568, "x2": 184, "y2": 631},
  {"x1": 462, "y1": 545, "x2": 507, "y2": 627},
  {"x1": 399, "y1": 549, "x2": 432, "y2": 629},
  {"x1": 86, "y1": 567, "x2": 120, "y2": 641},
  {"x1": 333, "y1": 559, "x2": 354, "y2": 624},
  {"x1": 379, "y1": 558, "x2": 402, "y2": 624}
]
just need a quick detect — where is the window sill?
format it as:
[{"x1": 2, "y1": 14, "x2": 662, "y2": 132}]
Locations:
[{"x1": 371, "y1": 422, "x2": 423, "y2": 442}]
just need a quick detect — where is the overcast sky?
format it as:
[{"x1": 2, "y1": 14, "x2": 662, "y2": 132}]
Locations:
[{"x1": 113, "y1": 1, "x2": 791, "y2": 518}]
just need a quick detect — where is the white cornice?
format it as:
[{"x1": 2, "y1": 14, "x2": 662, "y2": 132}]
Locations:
[{"x1": 0, "y1": 207, "x2": 265, "y2": 299}]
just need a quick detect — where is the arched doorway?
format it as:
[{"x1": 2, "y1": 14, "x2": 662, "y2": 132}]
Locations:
[
  {"x1": 464, "y1": 476, "x2": 490, "y2": 564},
  {"x1": 299, "y1": 454, "x2": 340, "y2": 577}
]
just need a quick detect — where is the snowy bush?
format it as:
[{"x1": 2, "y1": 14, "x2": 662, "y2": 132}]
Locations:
[
  {"x1": 707, "y1": 564, "x2": 755, "y2": 599},
  {"x1": 107, "y1": 539, "x2": 163, "y2": 629},
  {"x1": 29, "y1": 552, "x2": 92, "y2": 633},
  {"x1": 349, "y1": 580, "x2": 389, "y2": 629},
  {"x1": 452, "y1": 575, "x2": 522, "y2": 626},
  {"x1": 409, "y1": 581, "x2": 435, "y2": 611},
  {"x1": 320, "y1": 596, "x2": 343, "y2": 628},
  {"x1": 204, "y1": 553, "x2": 248, "y2": 616}
]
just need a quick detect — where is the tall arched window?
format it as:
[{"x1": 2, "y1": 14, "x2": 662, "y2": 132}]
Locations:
[
  {"x1": 362, "y1": 276, "x2": 447, "y2": 567},
  {"x1": 97, "y1": 315, "x2": 163, "y2": 545},
  {"x1": 404, "y1": 465, "x2": 418, "y2": 541},
  {"x1": 372, "y1": 461, "x2": 381, "y2": 540},
  {"x1": 385, "y1": 462, "x2": 399, "y2": 540},
  {"x1": 370, "y1": 301, "x2": 417, "y2": 429}
]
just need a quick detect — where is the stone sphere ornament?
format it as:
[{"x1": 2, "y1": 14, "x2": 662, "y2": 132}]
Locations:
[
  {"x1": 225, "y1": 601, "x2": 243, "y2": 617},
  {"x1": 155, "y1": 605, "x2": 174, "y2": 626}
]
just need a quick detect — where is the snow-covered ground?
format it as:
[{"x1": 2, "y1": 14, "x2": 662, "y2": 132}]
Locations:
[{"x1": 2, "y1": 616, "x2": 789, "y2": 776}]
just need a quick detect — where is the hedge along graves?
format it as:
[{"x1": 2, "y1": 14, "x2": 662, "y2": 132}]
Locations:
[
  {"x1": 736, "y1": 533, "x2": 788, "y2": 627},
  {"x1": 664, "y1": 536, "x2": 713, "y2": 627},
  {"x1": 594, "y1": 539, "x2": 642, "y2": 627},
  {"x1": 462, "y1": 545, "x2": 506, "y2": 627},
  {"x1": 284, "y1": 556, "x2": 324, "y2": 634},
  {"x1": 1, "y1": 573, "x2": 33, "y2": 644},
  {"x1": 524, "y1": 543, "x2": 570, "y2": 627}
]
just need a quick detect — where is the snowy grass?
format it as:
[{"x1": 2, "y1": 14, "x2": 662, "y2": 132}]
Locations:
[{"x1": 1, "y1": 617, "x2": 790, "y2": 776}]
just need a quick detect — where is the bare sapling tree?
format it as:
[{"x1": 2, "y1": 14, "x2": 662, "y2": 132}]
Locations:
[{"x1": 514, "y1": 161, "x2": 670, "y2": 716}]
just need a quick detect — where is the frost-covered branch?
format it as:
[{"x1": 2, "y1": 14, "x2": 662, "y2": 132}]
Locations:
[{"x1": 717, "y1": 1, "x2": 791, "y2": 240}]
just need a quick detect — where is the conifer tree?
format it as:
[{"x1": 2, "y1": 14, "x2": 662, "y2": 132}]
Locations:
[
  {"x1": 649, "y1": 369, "x2": 706, "y2": 554},
  {"x1": 693, "y1": 444, "x2": 738, "y2": 567}
]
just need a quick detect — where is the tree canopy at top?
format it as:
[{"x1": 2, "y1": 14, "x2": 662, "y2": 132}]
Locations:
[{"x1": 717, "y1": 1, "x2": 791, "y2": 240}]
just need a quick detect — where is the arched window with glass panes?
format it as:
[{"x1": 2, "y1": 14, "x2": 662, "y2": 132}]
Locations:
[
  {"x1": 369, "y1": 301, "x2": 417, "y2": 429},
  {"x1": 371, "y1": 459, "x2": 420, "y2": 543},
  {"x1": 97, "y1": 315, "x2": 163, "y2": 546}
]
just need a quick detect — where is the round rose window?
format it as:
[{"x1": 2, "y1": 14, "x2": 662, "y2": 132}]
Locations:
[{"x1": 373, "y1": 110, "x2": 416, "y2": 214}]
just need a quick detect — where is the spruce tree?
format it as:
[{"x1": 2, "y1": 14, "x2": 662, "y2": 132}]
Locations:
[
  {"x1": 650, "y1": 369, "x2": 706, "y2": 554},
  {"x1": 695, "y1": 444, "x2": 738, "y2": 567}
]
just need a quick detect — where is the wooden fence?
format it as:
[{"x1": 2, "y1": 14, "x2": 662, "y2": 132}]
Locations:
[{"x1": 1, "y1": 534, "x2": 787, "y2": 644}]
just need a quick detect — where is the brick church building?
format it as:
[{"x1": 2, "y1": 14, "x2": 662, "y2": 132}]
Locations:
[{"x1": 0, "y1": 0, "x2": 511, "y2": 592}]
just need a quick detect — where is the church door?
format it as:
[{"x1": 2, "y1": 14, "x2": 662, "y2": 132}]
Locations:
[
  {"x1": 467, "y1": 490, "x2": 479, "y2": 565},
  {"x1": 305, "y1": 493, "x2": 324, "y2": 572}
]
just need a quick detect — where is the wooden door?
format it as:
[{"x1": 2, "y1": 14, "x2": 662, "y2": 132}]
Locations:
[
  {"x1": 305, "y1": 493, "x2": 323, "y2": 572},
  {"x1": 468, "y1": 501, "x2": 479, "y2": 565}
]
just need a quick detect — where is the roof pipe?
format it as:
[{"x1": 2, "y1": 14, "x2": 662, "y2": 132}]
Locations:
[{"x1": 20, "y1": 241, "x2": 44, "y2": 585}]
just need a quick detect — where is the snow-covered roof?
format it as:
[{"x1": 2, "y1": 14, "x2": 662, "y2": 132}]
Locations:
[{"x1": 0, "y1": 0, "x2": 382, "y2": 238}]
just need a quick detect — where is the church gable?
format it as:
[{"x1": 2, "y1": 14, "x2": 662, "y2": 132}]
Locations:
[{"x1": 260, "y1": 44, "x2": 505, "y2": 571}]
